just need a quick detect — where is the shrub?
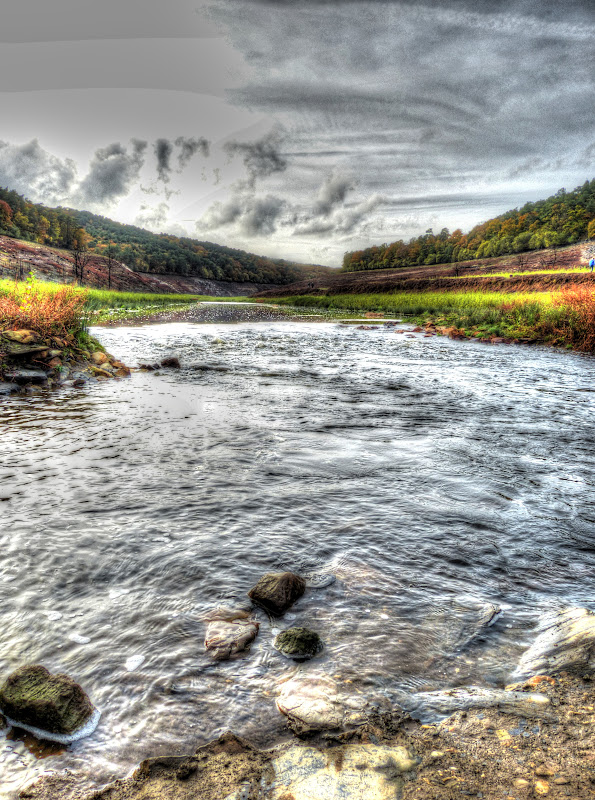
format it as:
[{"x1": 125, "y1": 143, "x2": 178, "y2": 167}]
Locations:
[{"x1": 0, "y1": 277, "x2": 89, "y2": 337}]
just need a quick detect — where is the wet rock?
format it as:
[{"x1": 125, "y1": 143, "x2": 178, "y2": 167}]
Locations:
[
  {"x1": 48, "y1": 349, "x2": 62, "y2": 358},
  {"x1": 4, "y1": 369, "x2": 48, "y2": 385},
  {"x1": 302, "y1": 571, "x2": 336, "y2": 589},
  {"x1": 47, "y1": 357, "x2": 62, "y2": 369},
  {"x1": 3, "y1": 330, "x2": 38, "y2": 344},
  {"x1": 277, "y1": 673, "x2": 344, "y2": 730},
  {"x1": 91, "y1": 351, "x2": 108, "y2": 365},
  {"x1": 115, "y1": 367, "x2": 131, "y2": 377},
  {"x1": 406, "y1": 686, "x2": 554, "y2": 723},
  {"x1": 161, "y1": 356, "x2": 181, "y2": 368},
  {"x1": 2, "y1": 342, "x2": 49, "y2": 358},
  {"x1": 73, "y1": 378, "x2": 86, "y2": 388},
  {"x1": 0, "y1": 665, "x2": 97, "y2": 737},
  {"x1": 248, "y1": 572, "x2": 306, "y2": 616},
  {"x1": 0, "y1": 383, "x2": 20, "y2": 395},
  {"x1": 204, "y1": 607, "x2": 259, "y2": 660},
  {"x1": 513, "y1": 607, "x2": 595, "y2": 680},
  {"x1": 274, "y1": 627, "x2": 323, "y2": 661},
  {"x1": 262, "y1": 743, "x2": 416, "y2": 800},
  {"x1": 90, "y1": 366, "x2": 113, "y2": 379}
]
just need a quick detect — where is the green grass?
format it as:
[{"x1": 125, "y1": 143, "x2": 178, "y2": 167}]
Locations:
[
  {"x1": 273, "y1": 290, "x2": 575, "y2": 343},
  {"x1": 0, "y1": 278, "x2": 252, "y2": 324},
  {"x1": 449, "y1": 267, "x2": 591, "y2": 279}
]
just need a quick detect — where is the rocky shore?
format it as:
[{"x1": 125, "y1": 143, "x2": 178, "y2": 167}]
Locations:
[
  {"x1": 0, "y1": 329, "x2": 131, "y2": 394},
  {"x1": 18, "y1": 672, "x2": 595, "y2": 800},
  {"x1": 14, "y1": 573, "x2": 595, "y2": 800}
]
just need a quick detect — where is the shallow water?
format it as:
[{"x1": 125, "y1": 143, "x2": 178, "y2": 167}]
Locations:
[{"x1": 1, "y1": 320, "x2": 594, "y2": 797}]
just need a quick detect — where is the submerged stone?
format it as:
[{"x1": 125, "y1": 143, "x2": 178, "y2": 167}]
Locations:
[
  {"x1": 274, "y1": 627, "x2": 322, "y2": 660},
  {"x1": 0, "y1": 665, "x2": 96, "y2": 736},
  {"x1": 406, "y1": 685, "x2": 553, "y2": 724},
  {"x1": 248, "y1": 572, "x2": 306, "y2": 616},
  {"x1": 161, "y1": 356, "x2": 181, "y2": 368},
  {"x1": 205, "y1": 607, "x2": 259, "y2": 661}
]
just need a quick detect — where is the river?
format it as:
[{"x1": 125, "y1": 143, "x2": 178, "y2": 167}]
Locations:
[{"x1": 1, "y1": 319, "x2": 594, "y2": 797}]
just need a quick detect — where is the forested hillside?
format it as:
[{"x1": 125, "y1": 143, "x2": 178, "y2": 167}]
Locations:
[
  {"x1": 343, "y1": 180, "x2": 595, "y2": 272},
  {"x1": 0, "y1": 187, "x2": 329, "y2": 284}
]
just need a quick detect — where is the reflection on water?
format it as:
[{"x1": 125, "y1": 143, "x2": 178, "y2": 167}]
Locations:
[{"x1": 1, "y1": 320, "x2": 594, "y2": 797}]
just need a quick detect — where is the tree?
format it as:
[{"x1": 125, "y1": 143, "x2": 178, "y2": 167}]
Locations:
[
  {"x1": 104, "y1": 241, "x2": 116, "y2": 289},
  {"x1": 72, "y1": 228, "x2": 91, "y2": 284}
]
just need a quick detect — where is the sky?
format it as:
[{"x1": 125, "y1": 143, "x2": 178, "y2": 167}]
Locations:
[{"x1": 1, "y1": 0, "x2": 594, "y2": 267}]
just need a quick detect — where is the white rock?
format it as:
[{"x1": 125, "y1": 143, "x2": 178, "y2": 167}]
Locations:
[{"x1": 261, "y1": 743, "x2": 417, "y2": 800}]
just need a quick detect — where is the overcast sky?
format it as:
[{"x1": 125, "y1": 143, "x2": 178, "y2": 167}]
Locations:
[{"x1": 1, "y1": 0, "x2": 594, "y2": 266}]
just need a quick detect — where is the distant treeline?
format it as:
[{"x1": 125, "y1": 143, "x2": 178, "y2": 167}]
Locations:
[
  {"x1": 0, "y1": 187, "x2": 324, "y2": 284},
  {"x1": 342, "y1": 179, "x2": 595, "y2": 272}
]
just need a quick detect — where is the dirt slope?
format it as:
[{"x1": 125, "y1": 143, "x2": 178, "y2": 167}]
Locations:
[
  {"x1": 258, "y1": 243, "x2": 594, "y2": 297},
  {"x1": 0, "y1": 237, "x2": 277, "y2": 297}
]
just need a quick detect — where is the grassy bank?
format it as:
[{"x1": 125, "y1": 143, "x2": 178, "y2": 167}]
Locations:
[
  {"x1": 0, "y1": 278, "x2": 250, "y2": 326},
  {"x1": 273, "y1": 288, "x2": 595, "y2": 351}
]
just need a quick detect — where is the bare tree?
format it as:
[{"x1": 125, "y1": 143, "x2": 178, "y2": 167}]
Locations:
[
  {"x1": 72, "y1": 230, "x2": 91, "y2": 284},
  {"x1": 516, "y1": 253, "x2": 528, "y2": 270},
  {"x1": 104, "y1": 241, "x2": 116, "y2": 290}
]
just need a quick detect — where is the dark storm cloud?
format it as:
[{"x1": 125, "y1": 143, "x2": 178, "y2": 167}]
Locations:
[
  {"x1": 313, "y1": 172, "x2": 354, "y2": 216},
  {"x1": 224, "y1": 131, "x2": 287, "y2": 188},
  {"x1": 175, "y1": 137, "x2": 210, "y2": 169},
  {"x1": 0, "y1": 139, "x2": 77, "y2": 204},
  {"x1": 155, "y1": 139, "x2": 174, "y2": 183},
  {"x1": 199, "y1": 193, "x2": 286, "y2": 236},
  {"x1": 78, "y1": 139, "x2": 147, "y2": 205}
]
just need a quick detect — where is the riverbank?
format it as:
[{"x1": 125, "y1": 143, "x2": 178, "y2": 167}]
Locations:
[
  {"x1": 20, "y1": 671, "x2": 595, "y2": 800},
  {"x1": 268, "y1": 287, "x2": 595, "y2": 351}
]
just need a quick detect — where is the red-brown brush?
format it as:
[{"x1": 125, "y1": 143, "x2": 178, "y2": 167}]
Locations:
[{"x1": 0, "y1": 283, "x2": 88, "y2": 338}]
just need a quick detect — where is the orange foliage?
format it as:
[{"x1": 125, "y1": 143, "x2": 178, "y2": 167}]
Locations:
[
  {"x1": 553, "y1": 285, "x2": 595, "y2": 351},
  {"x1": 0, "y1": 283, "x2": 88, "y2": 338}
]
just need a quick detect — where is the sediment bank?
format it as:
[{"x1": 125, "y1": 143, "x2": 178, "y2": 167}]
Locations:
[{"x1": 20, "y1": 672, "x2": 595, "y2": 800}]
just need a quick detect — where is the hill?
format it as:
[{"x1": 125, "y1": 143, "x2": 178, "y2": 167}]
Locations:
[
  {"x1": 0, "y1": 187, "x2": 332, "y2": 288},
  {"x1": 343, "y1": 180, "x2": 595, "y2": 272},
  {"x1": 258, "y1": 242, "x2": 595, "y2": 298}
]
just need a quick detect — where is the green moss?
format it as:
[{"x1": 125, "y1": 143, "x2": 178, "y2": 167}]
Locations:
[
  {"x1": 0, "y1": 665, "x2": 94, "y2": 734},
  {"x1": 274, "y1": 627, "x2": 323, "y2": 660}
]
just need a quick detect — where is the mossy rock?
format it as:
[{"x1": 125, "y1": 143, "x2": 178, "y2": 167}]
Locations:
[
  {"x1": 0, "y1": 665, "x2": 95, "y2": 735},
  {"x1": 274, "y1": 627, "x2": 323, "y2": 660}
]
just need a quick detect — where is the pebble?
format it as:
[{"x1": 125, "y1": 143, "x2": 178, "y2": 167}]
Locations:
[{"x1": 125, "y1": 655, "x2": 146, "y2": 672}]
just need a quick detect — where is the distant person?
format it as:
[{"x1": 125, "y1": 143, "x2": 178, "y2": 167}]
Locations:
[{"x1": 590, "y1": 257, "x2": 595, "y2": 273}]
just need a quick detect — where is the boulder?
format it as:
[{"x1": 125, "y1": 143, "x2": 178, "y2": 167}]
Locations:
[
  {"x1": 161, "y1": 356, "x2": 181, "y2": 368},
  {"x1": 91, "y1": 351, "x2": 108, "y2": 365},
  {"x1": 248, "y1": 572, "x2": 306, "y2": 616},
  {"x1": 0, "y1": 383, "x2": 19, "y2": 395},
  {"x1": 115, "y1": 367, "x2": 131, "y2": 377},
  {"x1": 276, "y1": 672, "x2": 370, "y2": 732},
  {"x1": 274, "y1": 627, "x2": 323, "y2": 660},
  {"x1": 205, "y1": 609, "x2": 259, "y2": 660},
  {"x1": 3, "y1": 330, "x2": 38, "y2": 344},
  {"x1": 0, "y1": 665, "x2": 96, "y2": 736},
  {"x1": 513, "y1": 607, "x2": 595, "y2": 680},
  {"x1": 47, "y1": 357, "x2": 62, "y2": 369}
]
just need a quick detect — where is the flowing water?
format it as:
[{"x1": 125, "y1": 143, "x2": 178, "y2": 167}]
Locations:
[{"x1": 1, "y1": 318, "x2": 594, "y2": 797}]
